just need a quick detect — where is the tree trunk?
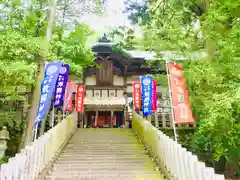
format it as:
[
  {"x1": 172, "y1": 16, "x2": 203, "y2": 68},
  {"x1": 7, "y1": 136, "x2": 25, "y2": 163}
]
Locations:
[
  {"x1": 24, "y1": 60, "x2": 45, "y2": 146},
  {"x1": 38, "y1": 0, "x2": 58, "y2": 135},
  {"x1": 24, "y1": 0, "x2": 57, "y2": 145},
  {"x1": 19, "y1": 94, "x2": 31, "y2": 149},
  {"x1": 225, "y1": 161, "x2": 237, "y2": 179}
]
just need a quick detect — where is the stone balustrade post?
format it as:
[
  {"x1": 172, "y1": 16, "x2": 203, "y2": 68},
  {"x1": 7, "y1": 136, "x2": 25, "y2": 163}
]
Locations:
[{"x1": 0, "y1": 126, "x2": 10, "y2": 158}]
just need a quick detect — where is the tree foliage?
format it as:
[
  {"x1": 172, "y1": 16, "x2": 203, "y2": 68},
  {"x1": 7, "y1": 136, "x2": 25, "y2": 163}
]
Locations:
[
  {"x1": 0, "y1": 0, "x2": 95, "y2": 90},
  {"x1": 123, "y1": 0, "x2": 149, "y2": 26},
  {"x1": 0, "y1": 0, "x2": 97, "y2": 157},
  {"x1": 104, "y1": 26, "x2": 137, "y2": 50},
  {"x1": 127, "y1": 0, "x2": 240, "y2": 175}
]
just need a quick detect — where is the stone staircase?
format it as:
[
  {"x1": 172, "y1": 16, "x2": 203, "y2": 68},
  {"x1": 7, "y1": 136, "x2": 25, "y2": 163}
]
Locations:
[{"x1": 45, "y1": 129, "x2": 164, "y2": 180}]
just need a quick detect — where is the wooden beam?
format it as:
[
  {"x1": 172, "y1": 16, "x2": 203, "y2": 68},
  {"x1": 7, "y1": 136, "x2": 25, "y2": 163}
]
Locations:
[
  {"x1": 110, "y1": 53, "x2": 129, "y2": 66},
  {"x1": 126, "y1": 70, "x2": 166, "y2": 76},
  {"x1": 85, "y1": 85, "x2": 125, "y2": 90}
]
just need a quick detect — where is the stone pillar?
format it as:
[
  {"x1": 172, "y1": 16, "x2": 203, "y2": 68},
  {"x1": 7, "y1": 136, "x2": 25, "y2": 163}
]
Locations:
[
  {"x1": 50, "y1": 108, "x2": 55, "y2": 128},
  {"x1": 162, "y1": 112, "x2": 166, "y2": 128},
  {"x1": 110, "y1": 110, "x2": 113, "y2": 128},
  {"x1": 39, "y1": 115, "x2": 47, "y2": 136},
  {"x1": 123, "y1": 107, "x2": 127, "y2": 125},
  {"x1": 0, "y1": 126, "x2": 9, "y2": 158},
  {"x1": 155, "y1": 111, "x2": 159, "y2": 128},
  {"x1": 95, "y1": 111, "x2": 98, "y2": 127},
  {"x1": 79, "y1": 112, "x2": 83, "y2": 128},
  {"x1": 84, "y1": 111, "x2": 87, "y2": 128},
  {"x1": 77, "y1": 112, "x2": 81, "y2": 128},
  {"x1": 124, "y1": 107, "x2": 129, "y2": 128},
  {"x1": 57, "y1": 109, "x2": 62, "y2": 123}
]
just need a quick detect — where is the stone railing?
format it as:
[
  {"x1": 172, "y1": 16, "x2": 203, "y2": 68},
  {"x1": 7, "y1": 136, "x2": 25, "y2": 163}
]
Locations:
[
  {"x1": 132, "y1": 111, "x2": 225, "y2": 180},
  {"x1": 0, "y1": 113, "x2": 77, "y2": 180}
]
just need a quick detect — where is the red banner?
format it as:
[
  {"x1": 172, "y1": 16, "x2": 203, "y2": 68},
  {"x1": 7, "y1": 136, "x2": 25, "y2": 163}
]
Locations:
[
  {"x1": 64, "y1": 81, "x2": 75, "y2": 111},
  {"x1": 168, "y1": 62, "x2": 195, "y2": 124},
  {"x1": 132, "y1": 82, "x2": 141, "y2": 109},
  {"x1": 152, "y1": 80, "x2": 157, "y2": 111},
  {"x1": 75, "y1": 85, "x2": 85, "y2": 112}
]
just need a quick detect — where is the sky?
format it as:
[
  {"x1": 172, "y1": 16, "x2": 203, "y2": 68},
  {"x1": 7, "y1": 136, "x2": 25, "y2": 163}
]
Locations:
[
  {"x1": 80, "y1": 0, "x2": 131, "y2": 34},
  {"x1": 77, "y1": 0, "x2": 143, "y2": 47}
]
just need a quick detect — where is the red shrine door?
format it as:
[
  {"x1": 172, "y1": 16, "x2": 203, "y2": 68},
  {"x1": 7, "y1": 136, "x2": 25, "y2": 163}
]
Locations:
[{"x1": 95, "y1": 111, "x2": 111, "y2": 128}]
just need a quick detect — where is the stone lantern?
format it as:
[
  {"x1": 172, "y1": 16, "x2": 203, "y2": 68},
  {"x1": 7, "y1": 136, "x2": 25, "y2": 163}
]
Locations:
[{"x1": 0, "y1": 126, "x2": 10, "y2": 158}]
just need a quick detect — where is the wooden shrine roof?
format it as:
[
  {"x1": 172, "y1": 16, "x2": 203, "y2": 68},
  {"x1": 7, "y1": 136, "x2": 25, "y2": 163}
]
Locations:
[{"x1": 89, "y1": 42, "x2": 166, "y2": 76}]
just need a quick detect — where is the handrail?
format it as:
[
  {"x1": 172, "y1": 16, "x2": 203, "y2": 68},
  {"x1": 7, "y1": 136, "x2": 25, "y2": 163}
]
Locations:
[
  {"x1": 0, "y1": 113, "x2": 77, "y2": 180},
  {"x1": 132, "y1": 111, "x2": 225, "y2": 180}
]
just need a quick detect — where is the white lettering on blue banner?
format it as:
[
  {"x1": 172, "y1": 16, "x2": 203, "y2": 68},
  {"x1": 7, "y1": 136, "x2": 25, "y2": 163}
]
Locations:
[{"x1": 140, "y1": 75, "x2": 153, "y2": 117}]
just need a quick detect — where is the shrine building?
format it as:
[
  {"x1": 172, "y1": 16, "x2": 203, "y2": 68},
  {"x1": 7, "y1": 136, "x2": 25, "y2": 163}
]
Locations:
[{"x1": 70, "y1": 42, "x2": 171, "y2": 128}]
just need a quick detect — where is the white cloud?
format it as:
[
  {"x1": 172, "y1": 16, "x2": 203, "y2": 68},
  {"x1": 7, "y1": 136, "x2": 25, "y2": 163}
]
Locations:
[{"x1": 80, "y1": 0, "x2": 131, "y2": 34}]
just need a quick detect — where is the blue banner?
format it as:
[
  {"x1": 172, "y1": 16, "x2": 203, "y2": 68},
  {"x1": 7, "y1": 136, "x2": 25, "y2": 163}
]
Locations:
[
  {"x1": 34, "y1": 61, "x2": 63, "y2": 129},
  {"x1": 53, "y1": 64, "x2": 70, "y2": 108},
  {"x1": 140, "y1": 75, "x2": 153, "y2": 117}
]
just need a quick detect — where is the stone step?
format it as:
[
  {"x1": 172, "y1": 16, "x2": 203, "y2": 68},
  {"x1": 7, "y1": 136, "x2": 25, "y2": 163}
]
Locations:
[
  {"x1": 42, "y1": 129, "x2": 163, "y2": 180},
  {"x1": 64, "y1": 145, "x2": 143, "y2": 151},
  {"x1": 64, "y1": 143, "x2": 143, "y2": 147},
  {"x1": 61, "y1": 151, "x2": 146, "y2": 155},
  {"x1": 59, "y1": 155, "x2": 147, "y2": 158},
  {"x1": 57, "y1": 155, "x2": 150, "y2": 160},
  {"x1": 65, "y1": 145, "x2": 142, "y2": 147},
  {"x1": 49, "y1": 171, "x2": 162, "y2": 176},
  {"x1": 69, "y1": 139, "x2": 138, "y2": 141},
  {"x1": 71, "y1": 133, "x2": 136, "y2": 135},
  {"x1": 59, "y1": 154, "x2": 148, "y2": 158},
  {"x1": 66, "y1": 141, "x2": 139, "y2": 145},
  {"x1": 61, "y1": 150, "x2": 146, "y2": 153},
  {"x1": 54, "y1": 161, "x2": 153, "y2": 165},
  {"x1": 68, "y1": 139, "x2": 138, "y2": 141},
  {"x1": 46, "y1": 174, "x2": 164, "y2": 180},
  {"x1": 71, "y1": 133, "x2": 135, "y2": 136},
  {"x1": 62, "y1": 149, "x2": 144, "y2": 152},
  {"x1": 55, "y1": 159, "x2": 152, "y2": 164},
  {"x1": 53, "y1": 163, "x2": 154, "y2": 168},
  {"x1": 52, "y1": 165, "x2": 156, "y2": 172}
]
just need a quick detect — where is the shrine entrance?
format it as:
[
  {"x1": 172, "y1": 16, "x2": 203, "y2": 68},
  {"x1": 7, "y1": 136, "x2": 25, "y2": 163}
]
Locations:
[
  {"x1": 84, "y1": 110, "x2": 124, "y2": 128},
  {"x1": 96, "y1": 111, "x2": 111, "y2": 128}
]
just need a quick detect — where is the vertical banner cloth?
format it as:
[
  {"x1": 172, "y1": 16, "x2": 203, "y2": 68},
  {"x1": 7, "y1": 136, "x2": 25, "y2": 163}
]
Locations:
[
  {"x1": 75, "y1": 85, "x2": 85, "y2": 112},
  {"x1": 64, "y1": 81, "x2": 75, "y2": 111},
  {"x1": 140, "y1": 75, "x2": 153, "y2": 117},
  {"x1": 53, "y1": 64, "x2": 70, "y2": 107},
  {"x1": 152, "y1": 80, "x2": 157, "y2": 111},
  {"x1": 132, "y1": 82, "x2": 141, "y2": 110},
  {"x1": 167, "y1": 62, "x2": 195, "y2": 124},
  {"x1": 34, "y1": 61, "x2": 63, "y2": 129}
]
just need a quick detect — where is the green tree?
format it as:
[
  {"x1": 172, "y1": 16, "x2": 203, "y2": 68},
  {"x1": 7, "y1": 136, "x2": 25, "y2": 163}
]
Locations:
[
  {"x1": 0, "y1": 0, "x2": 95, "y2": 155},
  {"x1": 105, "y1": 26, "x2": 137, "y2": 50},
  {"x1": 123, "y1": 0, "x2": 149, "y2": 25},
  {"x1": 136, "y1": 0, "x2": 240, "y2": 177}
]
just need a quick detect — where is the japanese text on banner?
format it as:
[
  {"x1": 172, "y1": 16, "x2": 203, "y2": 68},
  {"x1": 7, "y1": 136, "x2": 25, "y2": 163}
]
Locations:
[
  {"x1": 75, "y1": 85, "x2": 85, "y2": 112},
  {"x1": 64, "y1": 81, "x2": 76, "y2": 111},
  {"x1": 140, "y1": 76, "x2": 153, "y2": 117},
  {"x1": 152, "y1": 80, "x2": 157, "y2": 111},
  {"x1": 132, "y1": 82, "x2": 141, "y2": 110},
  {"x1": 53, "y1": 64, "x2": 70, "y2": 108},
  {"x1": 34, "y1": 61, "x2": 63, "y2": 129},
  {"x1": 168, "y1": 62, "x2": 195, "y2": 124}
]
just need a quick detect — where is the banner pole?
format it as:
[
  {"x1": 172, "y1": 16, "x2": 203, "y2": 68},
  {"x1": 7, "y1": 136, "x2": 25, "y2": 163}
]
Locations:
[
  {"x1": 62, "y1": 81, "x2": 72, "y2": 121},
  {"x1": 34, "y1": 125, "x2": 38, "y2": 141},
  {"x1": 165, "y1": 60, "x2": 178, "y2": 142},
  {"x1": 62, "y1": 102, "x2": 65, "y2": 121},
  {"x1": 51, "y1": 107, "x2": 55, "y2": 128}
]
